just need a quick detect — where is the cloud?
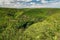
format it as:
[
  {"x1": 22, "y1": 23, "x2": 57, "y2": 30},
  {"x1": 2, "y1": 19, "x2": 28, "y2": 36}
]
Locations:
[{"x1": 0, "y1": 0, "x2": 60, "y2": 8}]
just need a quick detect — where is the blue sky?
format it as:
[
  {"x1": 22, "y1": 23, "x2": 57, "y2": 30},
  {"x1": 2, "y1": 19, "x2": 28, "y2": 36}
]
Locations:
[{"x1": 0, "y1": 0, "x2": 60, "y2": 8}]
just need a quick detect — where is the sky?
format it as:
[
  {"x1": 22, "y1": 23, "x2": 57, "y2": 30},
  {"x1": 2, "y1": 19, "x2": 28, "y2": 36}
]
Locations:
[{"x1": 0, "y1": 0, "x2": 60, "y2": 8}]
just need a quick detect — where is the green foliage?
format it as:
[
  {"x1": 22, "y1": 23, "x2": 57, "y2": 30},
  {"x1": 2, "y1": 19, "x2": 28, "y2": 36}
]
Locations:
[
  {"x1": 22, "y1": 13, "x2": 60, "y2": 40},
  {"x1": 0, "y1": 8, "x2": 60, "y2": 40}
]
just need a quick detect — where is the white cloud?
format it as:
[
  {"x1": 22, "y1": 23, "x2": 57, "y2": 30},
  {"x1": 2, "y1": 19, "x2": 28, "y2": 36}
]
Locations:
[
  {"x1": 23, "y1": 0, "x2": 32, "y2": 2},
  {"x1": 17, "y1": 0, "x2": 32, "y2": 2},
  {"x1": 0, "y1": 0, "x2": 60, "y2": 8}
]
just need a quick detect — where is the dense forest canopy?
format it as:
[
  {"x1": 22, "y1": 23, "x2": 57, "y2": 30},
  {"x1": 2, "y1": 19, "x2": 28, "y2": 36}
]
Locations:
[{"x1": 0, "y1": 8, "x2": 60, "y2": 40}]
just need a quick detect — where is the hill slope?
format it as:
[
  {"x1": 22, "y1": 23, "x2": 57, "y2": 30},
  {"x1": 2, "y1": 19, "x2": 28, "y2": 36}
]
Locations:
[
  {"x1": 22, "y1": 13, "x2": 60, "y2": 40},
  {"x1": 0, "y1": 8, "x2": 60, "y2": 40}
]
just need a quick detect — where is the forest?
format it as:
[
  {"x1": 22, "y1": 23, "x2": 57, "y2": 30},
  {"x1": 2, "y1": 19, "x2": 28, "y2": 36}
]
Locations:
[{"x1": 0, "y1": 8, "x2": 60, "y2": 40}]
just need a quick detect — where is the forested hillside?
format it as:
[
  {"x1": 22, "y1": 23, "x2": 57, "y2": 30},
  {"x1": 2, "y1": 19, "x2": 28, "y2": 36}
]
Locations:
[{"x1": 0, "y1": 8, "x2": 60, "y2": 40}]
